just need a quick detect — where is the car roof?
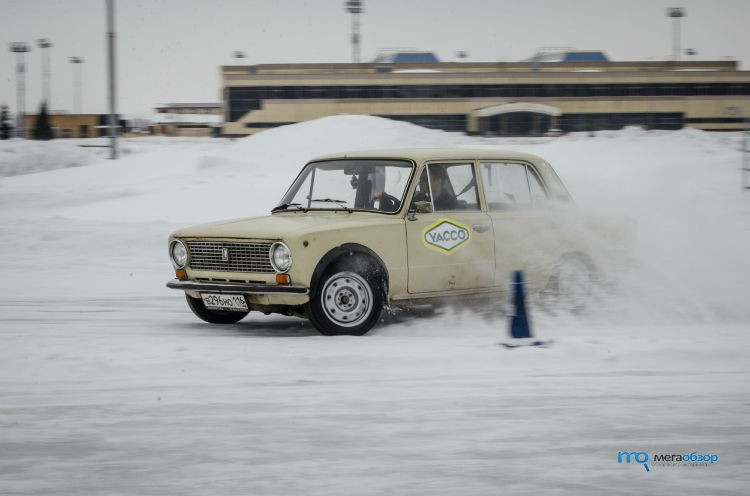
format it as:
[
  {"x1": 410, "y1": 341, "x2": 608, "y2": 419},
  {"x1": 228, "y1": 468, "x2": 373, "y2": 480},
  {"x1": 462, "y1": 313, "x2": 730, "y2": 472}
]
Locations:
[
  {"x1": 310, "y1": 148, "x2": 572, "y2": 200},
  {"x1": 311, "y1": 147, "x2": 545, "y2": 164}
]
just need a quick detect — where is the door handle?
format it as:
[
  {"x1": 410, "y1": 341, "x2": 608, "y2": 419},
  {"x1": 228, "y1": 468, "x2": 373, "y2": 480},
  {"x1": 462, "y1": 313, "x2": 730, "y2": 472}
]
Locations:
[{"x1": 472, "y1": 223, "x2": 490, "y2": 233}]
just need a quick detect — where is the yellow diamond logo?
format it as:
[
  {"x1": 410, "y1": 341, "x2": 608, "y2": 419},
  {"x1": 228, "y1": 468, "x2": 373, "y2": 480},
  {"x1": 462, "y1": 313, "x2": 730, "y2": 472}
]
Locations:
[{"x1": 423, "y1": 219, "x2": 471, "y2": 253}]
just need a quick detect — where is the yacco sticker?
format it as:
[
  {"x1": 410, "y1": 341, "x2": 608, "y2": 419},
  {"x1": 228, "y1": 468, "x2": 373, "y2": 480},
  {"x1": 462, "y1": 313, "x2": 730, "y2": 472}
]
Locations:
[{"x1": 423, "y1": 219, "x2": 471, "y2": 253}]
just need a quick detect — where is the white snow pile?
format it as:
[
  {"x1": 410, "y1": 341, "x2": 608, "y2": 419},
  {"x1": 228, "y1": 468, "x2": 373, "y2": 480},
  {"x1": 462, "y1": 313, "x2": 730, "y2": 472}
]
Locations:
[
  {"x1": 1, "y1": 115, "x2": 748, "y2": 495},
  {"x1": 194, "y1": 115, "x2": 471, "y2": 179},
  {"x1": 0, "y1": 138, "x2": 100, "y2": 176}
]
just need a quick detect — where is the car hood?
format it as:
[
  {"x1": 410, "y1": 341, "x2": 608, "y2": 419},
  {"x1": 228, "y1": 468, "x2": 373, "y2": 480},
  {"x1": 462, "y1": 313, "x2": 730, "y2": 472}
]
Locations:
[{"x1": 171, "y1": 211, "x2": 401, "y2": 240}]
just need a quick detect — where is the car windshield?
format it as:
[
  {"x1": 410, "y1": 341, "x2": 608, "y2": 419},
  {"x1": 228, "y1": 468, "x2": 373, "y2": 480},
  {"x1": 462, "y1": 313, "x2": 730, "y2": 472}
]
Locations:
[{"x1": 275, "y1": 159, "x2": 414, "y2": 213}]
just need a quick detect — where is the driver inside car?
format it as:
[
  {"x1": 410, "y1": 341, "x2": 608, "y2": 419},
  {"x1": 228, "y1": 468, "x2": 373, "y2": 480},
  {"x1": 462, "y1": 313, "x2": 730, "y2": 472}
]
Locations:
[{"x1": 428, "y1": 166, "x2": 458, "y2": 211}]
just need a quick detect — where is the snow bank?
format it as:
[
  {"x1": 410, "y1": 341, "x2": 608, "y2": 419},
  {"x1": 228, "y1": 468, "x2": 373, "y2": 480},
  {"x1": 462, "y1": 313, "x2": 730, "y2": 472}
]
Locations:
[
  {"x1": 212, "y1": 114, "x2": 469, "y2": 170},
  {"x1": 0, "y1": 138, "x2": 100, "y2": 176}
]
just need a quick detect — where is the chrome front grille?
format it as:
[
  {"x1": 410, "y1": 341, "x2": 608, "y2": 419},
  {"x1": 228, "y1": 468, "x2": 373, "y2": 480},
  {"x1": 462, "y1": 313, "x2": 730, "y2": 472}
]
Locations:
[{"x1": 187, "y1": 241, "x2": 274, "y2": 273}]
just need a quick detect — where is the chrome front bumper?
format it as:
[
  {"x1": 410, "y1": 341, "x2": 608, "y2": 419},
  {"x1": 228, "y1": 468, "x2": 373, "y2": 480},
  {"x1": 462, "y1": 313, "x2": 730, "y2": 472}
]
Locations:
[{"x1": 166, "y1": 278, "x2": 309, "y2": 295}]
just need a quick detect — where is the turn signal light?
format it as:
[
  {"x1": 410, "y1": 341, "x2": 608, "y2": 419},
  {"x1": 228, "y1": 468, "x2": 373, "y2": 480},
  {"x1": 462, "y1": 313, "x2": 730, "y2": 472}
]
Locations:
[
  {"x1": 175, "y1": 269, "x2": 188, "y2": 280},
  {"x1": 276, "y1": 274, "x2": 291, "y2": 285}
]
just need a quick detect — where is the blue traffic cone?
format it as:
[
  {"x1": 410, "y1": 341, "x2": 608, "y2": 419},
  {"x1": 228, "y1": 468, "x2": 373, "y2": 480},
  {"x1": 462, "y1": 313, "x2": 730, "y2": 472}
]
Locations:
[
  {"x1": 510, "y1": 270, "x2": 532, "y2": 339},
  {"x1": 502, "y1": 270, "x2": 549, "y2": 348}
]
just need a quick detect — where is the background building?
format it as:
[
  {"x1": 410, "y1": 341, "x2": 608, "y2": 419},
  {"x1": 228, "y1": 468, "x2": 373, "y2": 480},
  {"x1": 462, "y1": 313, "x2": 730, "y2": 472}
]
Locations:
[
  {"x1": 24, "y1": 113, "x2": 123, "y2": 138},
  {"x1": 154, "y1": 103, "x2": 223, "y2": 115},
  {"x1": 22, "y1": 108, "x2": 221, "y2": 138},
  {"x1": 222, "y1": 50, "x2": 750, "y2": 137},
  {"x1": 149, "y1": 103, "x2": 222, "y2": 136}
]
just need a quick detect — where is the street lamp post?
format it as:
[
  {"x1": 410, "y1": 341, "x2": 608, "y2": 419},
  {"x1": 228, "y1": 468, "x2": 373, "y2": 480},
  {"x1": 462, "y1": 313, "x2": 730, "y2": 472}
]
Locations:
[
  {"x1": 37, "y1": 39, "x2": 53, "y2": 109},
  {"x1": 9, "y1": 42, "x2": 31, "y2": 138},
  {"x1": 667, "y1": 7, "x2": 686, "y2": 62},
  {"x1": 69, "y1": 57, "x2": 83, "y2": 114},
  {"x1": 69, "y1": 57, "x2": 84, "y2": 114},
  {"x1": 106, "y1": 0, "x2": 118, "y2": 159},
  {"x1": 344, "y1": 0, "x2": 364, "y2": 63}
]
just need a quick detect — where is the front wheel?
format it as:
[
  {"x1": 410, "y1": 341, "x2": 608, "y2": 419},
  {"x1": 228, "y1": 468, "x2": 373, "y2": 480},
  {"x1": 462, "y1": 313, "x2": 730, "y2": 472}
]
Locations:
[
  {"x1": 306, "y1": 262, "x2": 384, "y2": 336},
  {"x1": 185, "y1": 294, "x2": 249, "y2": 324}
]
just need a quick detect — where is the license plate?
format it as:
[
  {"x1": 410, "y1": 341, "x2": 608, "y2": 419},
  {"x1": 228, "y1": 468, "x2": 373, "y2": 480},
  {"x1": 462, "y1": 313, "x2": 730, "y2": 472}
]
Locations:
[{"x1": 201, "y1": 293, "x2": 248, "y2": 312}]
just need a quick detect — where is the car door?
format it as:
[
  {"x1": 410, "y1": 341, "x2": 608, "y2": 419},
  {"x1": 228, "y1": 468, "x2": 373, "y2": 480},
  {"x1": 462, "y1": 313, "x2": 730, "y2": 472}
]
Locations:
[
  {"x1": 406, "y1": 162, "x2": 495, "y2": 293},
  {"x1": 480, "y1": 161, "x2": 561, "y2": 291}
]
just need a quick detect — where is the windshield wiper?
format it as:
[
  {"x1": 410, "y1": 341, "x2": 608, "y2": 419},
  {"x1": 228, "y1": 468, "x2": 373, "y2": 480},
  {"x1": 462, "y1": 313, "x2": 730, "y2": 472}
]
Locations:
[
  {"x1": 310, "y1": 198, "x2": 353, "y2": 213},
  {"x1": 272, "y1": 202, "x2": 304, "y2": 213}
]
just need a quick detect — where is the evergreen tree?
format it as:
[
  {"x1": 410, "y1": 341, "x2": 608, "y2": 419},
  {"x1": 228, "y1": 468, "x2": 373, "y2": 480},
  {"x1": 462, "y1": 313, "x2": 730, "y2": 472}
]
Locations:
[
  {"x1": 33, "y1": 102, "x2": 54, "y2": 140},
  {"x1": 0, "y1": 105, "x2": 12, "y2": 140}
]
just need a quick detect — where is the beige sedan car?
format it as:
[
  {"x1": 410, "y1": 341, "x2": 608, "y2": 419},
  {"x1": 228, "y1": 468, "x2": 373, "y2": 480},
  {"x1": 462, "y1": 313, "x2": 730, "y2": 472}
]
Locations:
[{"x1": 167, "y1": 148, "x2": 596, "y2": 335}]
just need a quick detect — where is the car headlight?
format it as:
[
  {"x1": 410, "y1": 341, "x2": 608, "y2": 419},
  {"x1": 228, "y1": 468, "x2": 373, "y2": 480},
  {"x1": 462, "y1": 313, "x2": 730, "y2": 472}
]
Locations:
[
  {"x1": 270, "y1": 241, "x2": 292, "y2": 273},
  {"x1": 170, "y1": 240, "x2": 188, "y2": 269}
]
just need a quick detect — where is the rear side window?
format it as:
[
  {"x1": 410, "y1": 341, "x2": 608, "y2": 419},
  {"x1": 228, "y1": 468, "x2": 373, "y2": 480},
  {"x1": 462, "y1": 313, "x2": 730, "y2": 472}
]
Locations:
[{"x1": 481, "y1": 162, "x2": 548, "y2": 210}]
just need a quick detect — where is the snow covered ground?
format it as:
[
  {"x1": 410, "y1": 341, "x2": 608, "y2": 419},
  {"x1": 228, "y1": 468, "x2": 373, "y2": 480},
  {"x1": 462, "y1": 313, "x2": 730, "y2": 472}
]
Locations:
[{"x1": 1, "y1": 117, "x2": 749, "y2": 495}]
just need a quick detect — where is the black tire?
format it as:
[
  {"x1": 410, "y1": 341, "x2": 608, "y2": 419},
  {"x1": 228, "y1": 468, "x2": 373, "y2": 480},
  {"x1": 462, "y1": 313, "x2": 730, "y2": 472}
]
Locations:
[
  {"x1": 306, "y1": 257, "x2": 384, "y2": 336},
  {"x1": 185, "y1": 294, "x2": 249, "y2": 324}
]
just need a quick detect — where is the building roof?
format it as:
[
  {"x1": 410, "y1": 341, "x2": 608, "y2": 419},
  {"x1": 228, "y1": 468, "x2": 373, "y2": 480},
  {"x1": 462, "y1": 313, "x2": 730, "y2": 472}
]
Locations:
[
  {"x1": 526, "y1": 49, "x2": 610, "y2": 63},
  {"x1": 374, "y1": 51, "x2": 440, "y2": 64},
  {"x1": 474, "y1": 103, "x2": 563, "y2": 118},
  {"x1": 152, "y1": 114, "x2": 222, "y2": 125},
  {"x1": 155, "y1": 103, "x2": 222, "y2": 109}
]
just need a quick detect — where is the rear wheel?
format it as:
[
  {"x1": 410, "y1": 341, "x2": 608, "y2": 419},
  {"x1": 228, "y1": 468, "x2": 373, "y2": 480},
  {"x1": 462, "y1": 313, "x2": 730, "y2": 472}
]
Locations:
[
  {"x1": 185, "y1": 294, "x2": 249, "y2": 324},
  {"x1": 544, "y1": 255, "x2": 595, "y2": 313},
  {"x1": 306, "y1": 258, "x2": 384, "y2": 336}
]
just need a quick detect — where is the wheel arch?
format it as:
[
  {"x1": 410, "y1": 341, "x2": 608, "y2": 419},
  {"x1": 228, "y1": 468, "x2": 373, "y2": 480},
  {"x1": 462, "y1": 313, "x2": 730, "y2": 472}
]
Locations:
[
  {"x1": 558, "y1": 250, "x2": 597, "y2": 277},
  {"x1": 310, "y1": 243, "x2": 389, "y2": 298}
]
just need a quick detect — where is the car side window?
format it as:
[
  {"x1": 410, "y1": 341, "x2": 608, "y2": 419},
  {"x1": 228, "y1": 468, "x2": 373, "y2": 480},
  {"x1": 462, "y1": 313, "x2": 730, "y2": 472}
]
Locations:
[
  {"x1": 482, "y1": 162, "x2": 548, "y2": 210},
  {"x1": 427, "y1": 163, "x2": 480, "y2": 212},
  {"x1": 527, "y1": 169, "x2": 549, "y2": 207}
]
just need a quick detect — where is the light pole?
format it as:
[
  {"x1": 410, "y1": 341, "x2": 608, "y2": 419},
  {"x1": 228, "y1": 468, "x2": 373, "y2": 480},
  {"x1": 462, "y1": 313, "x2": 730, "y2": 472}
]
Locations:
[
  {"x1": 37, "y1": 39, "x2": 53, "y2": 109},
  {"x1": 344, "y1": 0, "x2": 364, "y2": 63},
  {"x1": 106, "y1": 0, "x2": 118, "y2": 159},
  {"x1": 69, "y1": 56, "x2": 84, "y2": 113},
  {"x1": 667, "y1": 7, "x2": 686, "y2": 61},
  {"x1": 9, "y1": 42, "x2": 31, "y2": 138}
]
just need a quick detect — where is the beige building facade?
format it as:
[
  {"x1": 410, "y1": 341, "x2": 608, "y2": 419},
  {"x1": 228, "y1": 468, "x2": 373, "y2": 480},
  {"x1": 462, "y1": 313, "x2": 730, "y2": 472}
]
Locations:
[
  {"x1": 222, "y1": 58, "x2": 750, "y2": 137},
  {"x1": 24, "y1": 114, "x2": 106, "y2": 138},
  {"x1": 151, "y1": 103, "x2": 222, "y2": 137}
]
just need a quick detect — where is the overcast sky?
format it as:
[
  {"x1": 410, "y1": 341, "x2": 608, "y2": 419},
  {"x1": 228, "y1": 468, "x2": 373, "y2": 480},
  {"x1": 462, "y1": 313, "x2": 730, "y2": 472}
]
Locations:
[{"x1": 2, "y1": 0, "x2": 749, "y2": 115}]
